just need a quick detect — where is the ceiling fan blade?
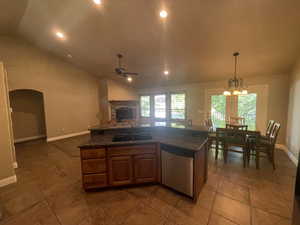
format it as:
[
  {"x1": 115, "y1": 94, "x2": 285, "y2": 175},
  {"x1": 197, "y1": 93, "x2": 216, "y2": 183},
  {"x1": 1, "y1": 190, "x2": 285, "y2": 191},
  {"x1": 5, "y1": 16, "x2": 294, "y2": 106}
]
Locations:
[{"x1": 124, "y1": 72, "x2": 139, "y2": 76}]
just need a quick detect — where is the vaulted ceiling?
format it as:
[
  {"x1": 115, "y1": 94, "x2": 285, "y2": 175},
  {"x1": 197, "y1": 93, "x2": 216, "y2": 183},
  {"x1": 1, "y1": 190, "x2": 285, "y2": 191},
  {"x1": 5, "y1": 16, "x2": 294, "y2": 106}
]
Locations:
[{"x1": 2, "y1": 0, "x2": 300, "y2": 87}]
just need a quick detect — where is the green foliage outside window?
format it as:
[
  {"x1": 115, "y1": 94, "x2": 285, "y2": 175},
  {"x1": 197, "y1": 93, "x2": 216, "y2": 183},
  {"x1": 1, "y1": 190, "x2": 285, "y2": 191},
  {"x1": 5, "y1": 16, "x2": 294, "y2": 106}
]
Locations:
[
  {"x1": 238, "y1": 94, "x2": 257, "y2": 130},
  {"x1": 140, "y1": 96, "x2": 150, "y2": 117},
  {"x1": 211, "y1": 95, "x2": 226, "y2": 128},
  {"x1": 171, "y1": 93, "x2": 185, "y2": 119}
]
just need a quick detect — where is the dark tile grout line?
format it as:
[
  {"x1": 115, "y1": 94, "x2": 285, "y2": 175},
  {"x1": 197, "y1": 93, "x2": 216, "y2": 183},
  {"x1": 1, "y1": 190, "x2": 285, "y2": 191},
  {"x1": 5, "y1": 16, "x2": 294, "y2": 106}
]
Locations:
[
  {"x1": 205, "y1": 186, "x2": 218, "y2": 225},
  {"x1": 218, "y1": 179, "x2": 292, "y2": 220},
  {"x1": 210, "y1": 171, "x2": 293, "y2": 223},
  {"x1": 248, "y1": 180, "x2": 253, "y2": 225},
  {"x1": 14, "y1": 144, "x2": 73, "y2": 225},
  {"x1": 50, "y1": 142, "x2": 80, "y2": 159},
  {"x1": 44, "y1": 199, "x2": 63, "y2": 225},
  {"x1": 0, "y1": 200, "x2": 44, "y2": 224},
  {"x1": 6, "y1": 140, "x2": 295, "y2": 225}
]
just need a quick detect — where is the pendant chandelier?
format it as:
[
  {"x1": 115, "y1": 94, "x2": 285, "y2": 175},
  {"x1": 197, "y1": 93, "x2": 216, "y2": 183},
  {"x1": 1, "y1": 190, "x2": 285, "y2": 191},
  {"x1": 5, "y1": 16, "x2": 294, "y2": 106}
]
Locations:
[{"x1": 223, "y1": 52, "x2": 248, "y2": 96}]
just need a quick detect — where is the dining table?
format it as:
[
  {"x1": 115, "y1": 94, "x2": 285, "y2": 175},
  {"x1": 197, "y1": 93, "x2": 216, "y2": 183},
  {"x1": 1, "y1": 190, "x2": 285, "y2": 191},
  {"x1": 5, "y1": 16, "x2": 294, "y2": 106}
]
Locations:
[{"x1": 226, "y1": 123, "x2": 248, "y2": 130}]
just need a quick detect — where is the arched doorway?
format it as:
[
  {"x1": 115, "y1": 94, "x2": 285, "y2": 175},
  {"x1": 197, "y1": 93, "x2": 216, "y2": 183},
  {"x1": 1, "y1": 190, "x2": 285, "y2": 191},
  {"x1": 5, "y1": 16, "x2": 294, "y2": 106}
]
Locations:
[{"x1": 9, "y1": 89, "x2": 47, "y2": 143}]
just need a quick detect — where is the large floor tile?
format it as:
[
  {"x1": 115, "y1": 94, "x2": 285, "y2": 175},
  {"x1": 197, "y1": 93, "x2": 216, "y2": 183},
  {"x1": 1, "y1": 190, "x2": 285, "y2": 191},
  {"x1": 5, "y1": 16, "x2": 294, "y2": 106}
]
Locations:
[
  {"x1": 123, "y1": 203, "x2": 166, "y2": 225},
  {"x1": 0, "y1": 137, "x2": 296, "y2": 225},
  {"x1": 208, "y1": 213, "x2": 238, "y2": 225},
  {"x1": 250, "y1": 188, "x2": 293, "y2": 219},
  {"x1": 252, "y1": 207, "x2": 291, "y2": 225},
  {"x1": 217, "y1": 178, "x2": 250, "y2": 204},
  {"x1": 212, "y1": 194, "x2": 251, "y2": 225},
  {"x1": 1, "y1": 201, "x2": 60, "y2": 225}
]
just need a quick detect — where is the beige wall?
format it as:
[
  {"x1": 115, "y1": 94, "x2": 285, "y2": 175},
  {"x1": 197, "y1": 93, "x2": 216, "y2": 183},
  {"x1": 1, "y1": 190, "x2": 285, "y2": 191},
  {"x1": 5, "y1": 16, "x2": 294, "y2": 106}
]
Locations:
[
  {"x1": 9, "y1": 89, "x2": 46, "y2": 140},
  {"x1": 139, "y1": 74, "x2": 290, "y2": 144},
  {"x1": 0, "y1": 62, "x2": 15, "y2": 181},
  {"x1": 99, "y1": 79, "x2": 138, "y2": 123},
  {"x1": 107, "y1": 79, "x2": 138, "y2": 101},
  {"x1": 0, "y1": 36, "x2": 102, "y2": 139},
  {"x1": 287, "y1": 60, "x2": 300, "y2": 159}
]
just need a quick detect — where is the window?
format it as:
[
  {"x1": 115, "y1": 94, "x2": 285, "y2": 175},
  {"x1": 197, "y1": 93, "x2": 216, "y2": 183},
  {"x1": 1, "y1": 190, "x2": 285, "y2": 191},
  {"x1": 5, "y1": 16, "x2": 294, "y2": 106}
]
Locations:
[
  {"x1": 139, "y1": 92, "x2": 187, "y2": 121},
  {"x1": 140, "y1": 95, "x2": 151, "y2": 117},
  {"x1": 238, "y1": 93, "x2": 257, "y2": 130},
  {"x1": 154, "y1": 94, "x2": 166, "y2": 119},
  {"x1": 170, "y1": 93, "x2": 186, "y2": 120},
  {"x1": 211, "y1": 95, "x2": 226, "y2": 128}
]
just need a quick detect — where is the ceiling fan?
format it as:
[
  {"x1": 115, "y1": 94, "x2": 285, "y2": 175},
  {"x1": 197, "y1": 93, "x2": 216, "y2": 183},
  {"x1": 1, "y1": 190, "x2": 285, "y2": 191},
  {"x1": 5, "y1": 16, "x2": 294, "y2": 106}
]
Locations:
[{"x1": 115, "y1": 54, "x2": 139, "y2": 81}]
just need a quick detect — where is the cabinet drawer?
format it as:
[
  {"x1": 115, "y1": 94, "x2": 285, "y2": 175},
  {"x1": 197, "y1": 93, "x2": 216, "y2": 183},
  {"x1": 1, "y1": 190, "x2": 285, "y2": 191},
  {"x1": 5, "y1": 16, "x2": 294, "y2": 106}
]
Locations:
[
  {"x1": 82, "y1": 159, "x2": 106, "y2": 174},
  {"x1": 83, "y1": 174, "x2": 107, "y2": 189},
  {"x1": 81, "y1": 148, "x2": 106, "y2": 159},
  {"x1": 107, "y1": 144, "x2": 156, "y2": 157}
]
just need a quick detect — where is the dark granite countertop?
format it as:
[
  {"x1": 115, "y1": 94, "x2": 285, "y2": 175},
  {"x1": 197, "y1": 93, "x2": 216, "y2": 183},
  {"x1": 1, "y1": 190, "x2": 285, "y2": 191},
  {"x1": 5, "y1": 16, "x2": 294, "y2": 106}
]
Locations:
[
  {"x1": 79, "y1": 133, "x2": 208, "y2": 152},
  {"x1": 89, "y1": 122, "x2": 209, "y2": 133}
]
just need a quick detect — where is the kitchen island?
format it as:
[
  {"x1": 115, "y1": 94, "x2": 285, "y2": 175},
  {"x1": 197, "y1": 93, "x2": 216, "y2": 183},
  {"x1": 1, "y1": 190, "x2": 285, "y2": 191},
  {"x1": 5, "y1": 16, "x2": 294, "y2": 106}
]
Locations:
[{"x1": 79, "y1": 123, "x2": 209, "y2": 201}]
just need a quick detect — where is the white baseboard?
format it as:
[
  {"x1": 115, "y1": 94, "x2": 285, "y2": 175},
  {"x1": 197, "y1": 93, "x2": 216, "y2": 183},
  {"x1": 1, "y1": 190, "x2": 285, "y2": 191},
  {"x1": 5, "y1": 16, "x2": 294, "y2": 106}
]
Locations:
[
  {"x1": 13, "y1": 162, "x2": 18, "y2": 169},
  {"x1": 0, "y1": 175, "x2": 17, "y2": 188},
  {"x1": 14, "y1": 135, "x2": 46, "y2": 144},
  {"x1": 47, "y1": 130, "x2": 90, "y2": 142},
  {"x1": 276, "y1": 144, "x2": 298, "y2": 166}
]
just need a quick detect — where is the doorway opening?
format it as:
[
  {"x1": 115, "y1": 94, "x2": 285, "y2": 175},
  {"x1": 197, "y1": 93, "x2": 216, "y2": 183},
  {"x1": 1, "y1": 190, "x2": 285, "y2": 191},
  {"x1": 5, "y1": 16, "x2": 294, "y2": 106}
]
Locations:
[{"x1": 9, "y1": 89, "x2": 47, "y2": 143}]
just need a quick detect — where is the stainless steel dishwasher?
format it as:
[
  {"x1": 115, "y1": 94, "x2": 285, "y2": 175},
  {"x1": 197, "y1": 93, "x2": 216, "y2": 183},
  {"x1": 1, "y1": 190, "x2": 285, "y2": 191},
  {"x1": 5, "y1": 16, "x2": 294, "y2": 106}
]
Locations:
[{"x1": 161, "y1": 144, "x2": 194, "y2": 197}]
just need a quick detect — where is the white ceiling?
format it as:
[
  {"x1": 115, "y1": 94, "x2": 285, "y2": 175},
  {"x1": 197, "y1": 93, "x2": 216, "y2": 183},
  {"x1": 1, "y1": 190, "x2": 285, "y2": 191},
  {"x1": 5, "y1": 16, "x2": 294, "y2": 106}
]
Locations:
[{"x1": 2, "y1": 0, "x2": 300, "y2": 87}]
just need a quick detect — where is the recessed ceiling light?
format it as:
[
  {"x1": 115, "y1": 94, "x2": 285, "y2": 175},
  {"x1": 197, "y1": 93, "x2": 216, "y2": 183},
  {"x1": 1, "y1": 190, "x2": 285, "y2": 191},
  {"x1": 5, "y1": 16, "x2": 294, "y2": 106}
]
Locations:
[
  {"x1": 164, "y1": 70, "x2": 169, "y2": 75},
  {"x1": 56, "y1": 32, "x2": 65, "y2": 39},
  {"x1": 93, "y1": 0, "x2": 101, "y2": 5},
  {"x1": 127, "y1": 76, "x2": 133, "y2": 82},
  {"x1": 160, "y1": 10, "x2": 168, "y2": 18}
]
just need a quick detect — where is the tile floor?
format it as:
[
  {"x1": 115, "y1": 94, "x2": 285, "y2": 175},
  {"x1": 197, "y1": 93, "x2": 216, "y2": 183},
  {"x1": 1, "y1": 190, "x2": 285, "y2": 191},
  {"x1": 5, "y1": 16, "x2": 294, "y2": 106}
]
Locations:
[{"x1": 0, "y1": 135, "x2": 296, "y2": 225}]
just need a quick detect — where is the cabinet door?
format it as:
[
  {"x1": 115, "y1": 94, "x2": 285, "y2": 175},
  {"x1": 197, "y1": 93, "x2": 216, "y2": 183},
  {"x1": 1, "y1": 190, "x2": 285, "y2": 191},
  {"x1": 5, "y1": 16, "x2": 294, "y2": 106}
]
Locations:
[
  {"x1": 109, "y1": 156, "x2": 133, "y2": 186},
  {"x1": 134, "y1": 154, "x2": 157, "y2": 183}
]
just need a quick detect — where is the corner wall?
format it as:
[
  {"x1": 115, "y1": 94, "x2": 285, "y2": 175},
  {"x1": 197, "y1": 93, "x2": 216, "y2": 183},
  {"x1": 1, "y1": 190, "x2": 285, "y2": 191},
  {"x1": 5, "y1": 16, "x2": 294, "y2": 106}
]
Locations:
[
  {"x1": 0, "y1": 36, "x2": 102, "y2": 139},
  {"x1": 0, "y1": 62, "x2": 15, "y2": 183},
  {"x1": 287, "y1": 60, "x2": 300, "y2": 159}
]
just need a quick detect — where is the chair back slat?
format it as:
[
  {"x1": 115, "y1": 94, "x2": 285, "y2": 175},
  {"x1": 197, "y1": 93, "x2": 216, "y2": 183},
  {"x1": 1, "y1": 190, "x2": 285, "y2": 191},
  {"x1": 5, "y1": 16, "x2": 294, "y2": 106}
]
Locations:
[
  {"x1": 270, "y1": 123, "x2": 281, "y2": 145},
  {"x1": 266, "y1": 120, "x2": 275, "y2": 137}
]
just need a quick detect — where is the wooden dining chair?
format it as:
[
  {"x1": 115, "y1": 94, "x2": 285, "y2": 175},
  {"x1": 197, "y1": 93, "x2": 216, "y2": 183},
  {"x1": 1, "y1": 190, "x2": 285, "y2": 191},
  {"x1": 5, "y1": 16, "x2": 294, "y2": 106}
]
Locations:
[
  {"x1": 206, "y1": 119, "x2": 217, "y2": 151},
  {"x1": 252, "y1": 122, "x2": 281, "y2": 170},
  {"x1": 229, "y1": 116, "x2": 245, "y2": 125},
  {"x1": 262, "y1": 120, "x2": 275, "y2": 140},
  {"x1": 216, "y1": 128, "x2": 248, "y2": 167},
  {"x1": 226, "y1": 124, "x2": 248, "y2": 131},
  {"x1": 215, "y1": 128, "x2": 226, "y2": 161}
]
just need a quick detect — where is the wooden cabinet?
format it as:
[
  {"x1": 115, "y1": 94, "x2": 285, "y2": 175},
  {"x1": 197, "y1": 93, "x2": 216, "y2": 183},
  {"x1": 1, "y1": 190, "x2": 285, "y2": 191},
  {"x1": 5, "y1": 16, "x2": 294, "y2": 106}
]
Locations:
[
  {"x1": 134, "y1": 154, "x2": 157, "y2": 183},
  {"x1": 80, "y1": 148, "x2": 108, "y2": 189},
  {"x1": 82, "y1": 159, "x2": 106, "y2": 174},
  {"x1": 109, "y1": 156, "x2": 133, "y2": 186},
  {"x1": 81, "y1": 148, "x2": 106, "y2": 159},
  {"x1": 83, "y1": 174, "x2": 107, "y2": 189},
  {"x1": 80, "y1": 143, "x2": 159, "y2": 190}
]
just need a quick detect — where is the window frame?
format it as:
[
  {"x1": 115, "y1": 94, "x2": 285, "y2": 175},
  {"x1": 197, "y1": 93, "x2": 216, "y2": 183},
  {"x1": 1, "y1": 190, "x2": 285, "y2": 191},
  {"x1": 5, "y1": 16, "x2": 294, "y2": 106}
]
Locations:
[
  {"x1": 139, "y1": 95, "x2": 152, "y2": 118},
  {"x1": 169, "y1": 91, "x2": 187, "y2": 121},
  {"x1": 139, "y1": 91, "x2": 187, "y2": 122},
  {"x1": 153, "y1": 93, "x2": 167, "y2": 121}
]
